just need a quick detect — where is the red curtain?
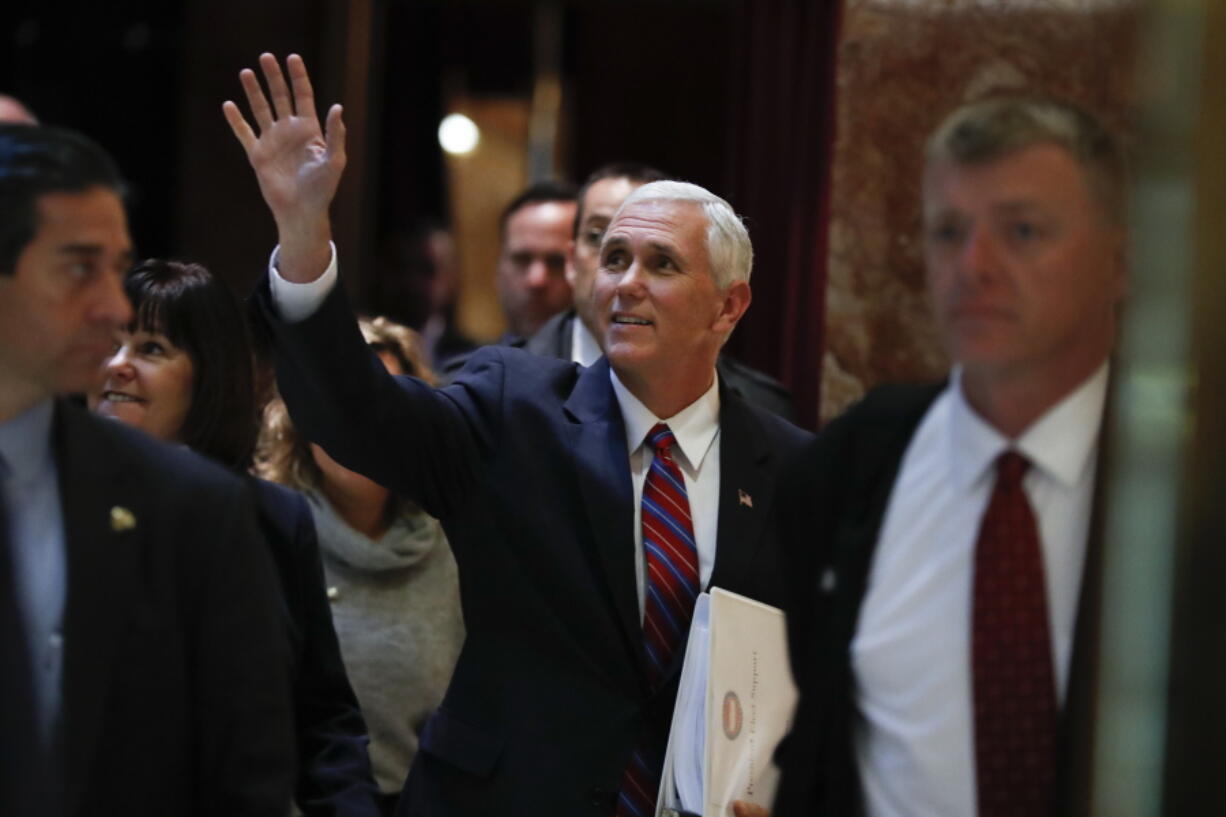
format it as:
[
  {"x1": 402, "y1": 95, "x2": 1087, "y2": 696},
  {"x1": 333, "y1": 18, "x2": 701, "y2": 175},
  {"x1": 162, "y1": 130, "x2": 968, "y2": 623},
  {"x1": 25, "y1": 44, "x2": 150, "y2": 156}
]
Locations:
[{"x1": 722, "y1": 0, "x2": 843, "y2": 431}]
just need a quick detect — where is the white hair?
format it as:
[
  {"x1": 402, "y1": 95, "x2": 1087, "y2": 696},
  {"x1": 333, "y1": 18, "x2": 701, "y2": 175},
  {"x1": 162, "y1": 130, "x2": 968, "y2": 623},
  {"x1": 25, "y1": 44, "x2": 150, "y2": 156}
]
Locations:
[{"x1": 613, "y1": 180, "x2": 753, "y2": 289}]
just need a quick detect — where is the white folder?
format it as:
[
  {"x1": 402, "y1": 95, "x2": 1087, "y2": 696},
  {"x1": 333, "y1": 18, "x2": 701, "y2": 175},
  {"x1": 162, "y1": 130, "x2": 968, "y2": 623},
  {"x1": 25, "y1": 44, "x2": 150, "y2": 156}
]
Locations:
[{"x1": 656, "y1": 587, "x2": 799, "y2": 817}]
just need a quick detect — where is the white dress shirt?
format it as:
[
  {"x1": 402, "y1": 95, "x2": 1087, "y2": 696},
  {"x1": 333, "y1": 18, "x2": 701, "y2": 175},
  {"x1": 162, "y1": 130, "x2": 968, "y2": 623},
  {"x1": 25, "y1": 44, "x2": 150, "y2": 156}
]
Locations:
[
  {"x1": 609, "y1": 371, "x2": 721, "y2": 616},
  {"x1": 852, "y1": 364, "x2": 1109, "y2": 817},
  {"x1": 571, "y1": 317, "x2": 604, "y2": 367},
  {"x1": 269, "y1": 250, "x2": 723, "y2": 619},
  {"x1": 268, "y1": 244, "x2": 339, "y2": 322}
]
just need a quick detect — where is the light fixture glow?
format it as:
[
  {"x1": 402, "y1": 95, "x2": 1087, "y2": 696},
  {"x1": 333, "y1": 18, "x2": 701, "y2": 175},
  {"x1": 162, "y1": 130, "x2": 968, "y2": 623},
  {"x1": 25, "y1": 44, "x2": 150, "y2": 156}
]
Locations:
[{"x1": 438, "y1": 113, "x2": 480, "y2": 155}]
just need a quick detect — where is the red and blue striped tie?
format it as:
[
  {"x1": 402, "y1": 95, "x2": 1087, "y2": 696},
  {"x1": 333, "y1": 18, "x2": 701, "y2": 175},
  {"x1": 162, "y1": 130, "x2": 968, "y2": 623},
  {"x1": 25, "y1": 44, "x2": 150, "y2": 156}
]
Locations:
[{"x1": 617, "y1": 423, "x2": 700, "y2": 817}]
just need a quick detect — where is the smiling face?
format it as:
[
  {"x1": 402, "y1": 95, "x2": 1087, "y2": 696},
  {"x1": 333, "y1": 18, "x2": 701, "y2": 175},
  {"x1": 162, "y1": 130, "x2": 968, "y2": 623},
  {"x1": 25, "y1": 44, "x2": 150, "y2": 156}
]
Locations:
[
  {"x1": 594, "y1": 198, "x2": 749, "y2": 408},
  {"x1": 923, "y1": 142, "x2": 1124, "y2": 396},
  {"x1": 0, "y1": 187, "x2": 133, "y2": 418},
  {"x1": 89, "y1": 327, "x2": 196, "y2": 443}
]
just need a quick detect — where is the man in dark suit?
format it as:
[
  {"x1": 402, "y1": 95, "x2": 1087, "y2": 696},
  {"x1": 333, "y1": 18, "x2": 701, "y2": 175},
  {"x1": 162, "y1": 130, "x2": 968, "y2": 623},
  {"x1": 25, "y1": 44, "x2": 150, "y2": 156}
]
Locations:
[
  {"x1": 771, "y1": 99, "x2": 1127, "y2": 817},
  {"x1": 524, "y1": 161, "x2": 796, "y2": 422},
  {"x1": 0, "y1": 123, "x2": 294, "y2": 816},
  {"x1": 225, "y1": 53, "x2": 811, "y2": 816}
]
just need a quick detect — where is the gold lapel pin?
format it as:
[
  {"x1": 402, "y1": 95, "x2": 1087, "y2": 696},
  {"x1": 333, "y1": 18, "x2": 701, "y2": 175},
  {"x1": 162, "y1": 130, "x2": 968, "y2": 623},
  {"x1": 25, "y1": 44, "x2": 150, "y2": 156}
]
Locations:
[
  {"x1": 110, "y1": 506, "x2": 137, "y2": 532},
  {"x1": 738, "y1": 489, "x2": 753, "y2": 508}
]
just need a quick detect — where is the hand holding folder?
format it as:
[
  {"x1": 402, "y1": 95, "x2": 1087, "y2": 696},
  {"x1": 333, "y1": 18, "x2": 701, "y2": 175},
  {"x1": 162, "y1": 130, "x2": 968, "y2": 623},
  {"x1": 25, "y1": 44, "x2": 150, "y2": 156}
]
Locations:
[{"x1": 656, "y1": 588, "x2": 798, "y2": 817}]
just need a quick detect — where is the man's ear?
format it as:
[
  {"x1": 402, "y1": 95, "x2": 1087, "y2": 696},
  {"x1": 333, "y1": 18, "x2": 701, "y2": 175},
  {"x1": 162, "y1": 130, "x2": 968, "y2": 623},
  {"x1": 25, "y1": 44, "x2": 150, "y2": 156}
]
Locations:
[
  {"x1": 564, "y1": 239, "x2": 577, "y2": 289},
  {"x1": 714, "y1": 280, "x2": 752, "y2": 333}
]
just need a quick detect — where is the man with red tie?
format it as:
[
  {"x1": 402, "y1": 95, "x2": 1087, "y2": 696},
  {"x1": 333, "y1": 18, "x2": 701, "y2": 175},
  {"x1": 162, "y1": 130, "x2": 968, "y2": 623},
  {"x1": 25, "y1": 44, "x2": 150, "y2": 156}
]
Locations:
[
  {"x1": 228, "y1": 54, "x2": 811, "y2": 817},
  {"x1": 771, "y1": 98, "x2": 1127, "y2": 817}
]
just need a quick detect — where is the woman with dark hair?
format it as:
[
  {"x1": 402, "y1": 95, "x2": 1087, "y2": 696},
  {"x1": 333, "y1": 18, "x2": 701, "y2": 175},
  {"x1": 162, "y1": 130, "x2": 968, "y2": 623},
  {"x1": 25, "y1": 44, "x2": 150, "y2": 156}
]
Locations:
[
  {"x1": 89, "y1": 259, "x2": 381, "y2": 817},
  {"x1": 91, "y1": 260, "x2": 258, "y2": 467}
]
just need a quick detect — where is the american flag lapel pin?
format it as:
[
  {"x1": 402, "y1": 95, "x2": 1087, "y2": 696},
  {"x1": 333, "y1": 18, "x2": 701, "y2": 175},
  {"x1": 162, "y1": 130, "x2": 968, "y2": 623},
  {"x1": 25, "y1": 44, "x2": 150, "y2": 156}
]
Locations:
[{"x1": 738, "y1": 488, "x2": 753, "y2": 508}]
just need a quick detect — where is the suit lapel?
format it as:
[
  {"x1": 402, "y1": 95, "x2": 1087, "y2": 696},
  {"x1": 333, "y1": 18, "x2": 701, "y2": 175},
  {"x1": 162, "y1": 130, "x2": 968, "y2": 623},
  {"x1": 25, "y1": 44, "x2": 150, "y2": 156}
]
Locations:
[
  {"x1": 554, "y1": 312, "x2": 575, "y2": 360},
  {"x1": 708, "y1": 390, "x2": 773, "y2": 598},
  {"x1": 1057, "y1": 380, "x2": 1115, "y2": 816},
  {"x1": 831, "y1": 384, "x2": 946, "y2": 592},
  {"x1": 524, "y1": 310, "x2": 575, "y2": 361},
  {"x1": 563, "y1": 359, "x2": 645, "y2": 680},
  {"x1": 54, "y1": 402, "x2": 142, "y2": 816}
]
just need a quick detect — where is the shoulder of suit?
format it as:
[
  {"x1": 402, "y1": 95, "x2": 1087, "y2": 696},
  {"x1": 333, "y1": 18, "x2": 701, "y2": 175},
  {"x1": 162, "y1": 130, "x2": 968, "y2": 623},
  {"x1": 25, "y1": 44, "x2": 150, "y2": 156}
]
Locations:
[
  {"x1": 716, "y1": 355, "x2": 796, "y2": 422},
  {"x1": 717, "y1": 355, "x2": 791, "y2": 398},
  {"x1": 440, "y1": 331, "x2": 533, "y2": 381},
  {"x1": 523, "y1": 310, "x2": 573, "y2": 359},
  {"x1": 244, "y1": 477, "x2": 316, "y2": 571},
  {"x1": 721, "y1": 386, "x2": 814, "y2": 453},
  {"x1": 843, "y1": 380, "x2": 946, "y2": 424},
  {"x1": 247, "y1": 476, "x2": 310, "y2": 529},
  {"x1": 451, "y1": 343, "x2": 579, "y2": 381},
  {"x1": 786, "y1": 380, "x2": 946, "y2": 478},
  {"x1": 58, "y1": 399, "x2": 246, "y2": 498}
]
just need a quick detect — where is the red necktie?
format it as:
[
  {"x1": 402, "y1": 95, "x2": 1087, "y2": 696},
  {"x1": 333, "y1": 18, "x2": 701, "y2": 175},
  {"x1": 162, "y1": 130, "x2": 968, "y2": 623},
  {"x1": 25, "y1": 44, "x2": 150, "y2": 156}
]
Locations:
[
  {"x1": 972, "y1": 451, "x2": 1058, "y2": 817},
  {"x1": 617, "y1": 423, "x2": 700, "y2": 817}
]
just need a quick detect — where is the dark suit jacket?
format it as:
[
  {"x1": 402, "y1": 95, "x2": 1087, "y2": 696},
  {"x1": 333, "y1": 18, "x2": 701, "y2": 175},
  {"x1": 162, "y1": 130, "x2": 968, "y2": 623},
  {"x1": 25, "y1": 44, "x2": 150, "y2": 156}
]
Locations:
[
  {"x1": 451, "y1": 310, "x2": 797, "y2": 422},
  {"x1": 53, "y1": 401, "x2": 295, "y2": 817},
  {"x1": 250, "y1": 479, "x2": 382, "y2": 817},
  {"x1": 771, "y1": 383, "x2": 1105, "y2": 817},
  {"x1": 254, "y1": 280, "x2": 812, "y2": 816}
]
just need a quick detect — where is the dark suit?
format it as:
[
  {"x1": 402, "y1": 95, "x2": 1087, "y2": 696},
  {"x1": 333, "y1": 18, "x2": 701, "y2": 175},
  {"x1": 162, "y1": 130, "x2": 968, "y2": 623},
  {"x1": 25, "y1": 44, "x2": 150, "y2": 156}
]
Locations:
[
  {"x1": 451, "y1": 309, "x2": 797, "y2": 422},
  {"x1": 254, "y1": 280, "x2": 812, "y2": 816},
  {"x1": 250, "y1": 479, "x2": 382, "y2": 817},
  {"x1": 52, "y1": 400, "x2": 295, "y2": 817},
  {"x1": 771, "y1": 383, "x2": 1104, "y2": 817}
]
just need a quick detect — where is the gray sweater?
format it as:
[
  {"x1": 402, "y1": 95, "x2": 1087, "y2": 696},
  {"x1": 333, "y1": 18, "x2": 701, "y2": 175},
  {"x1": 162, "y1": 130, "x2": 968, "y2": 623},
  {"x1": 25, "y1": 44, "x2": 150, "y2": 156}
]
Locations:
[{"x1": 308, "y1": 493, "x2": 464, "y2": 795}]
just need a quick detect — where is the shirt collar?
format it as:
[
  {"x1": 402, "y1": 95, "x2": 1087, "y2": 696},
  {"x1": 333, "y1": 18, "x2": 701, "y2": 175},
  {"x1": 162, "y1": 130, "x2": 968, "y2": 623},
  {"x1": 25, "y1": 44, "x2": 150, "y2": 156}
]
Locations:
[
  {"x1": 609, "y1": 369, "x2": 721, "y2": 474},
  {"x1": 0, "y1": 399, "x2": 56, "y2": 485},
  {"x1": 948, "y1": 362, "x2": 1109, "y2": 491},
  {"x1": 571, "y1": 316, "x2": 604, "y2": 368}
]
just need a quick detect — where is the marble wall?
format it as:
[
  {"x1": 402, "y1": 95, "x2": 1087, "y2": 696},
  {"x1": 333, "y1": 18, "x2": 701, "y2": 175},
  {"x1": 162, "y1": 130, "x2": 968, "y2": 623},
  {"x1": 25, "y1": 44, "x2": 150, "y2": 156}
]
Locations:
[{"x1": 821, "y1": 0, "x2": 1140, "y2": 423}]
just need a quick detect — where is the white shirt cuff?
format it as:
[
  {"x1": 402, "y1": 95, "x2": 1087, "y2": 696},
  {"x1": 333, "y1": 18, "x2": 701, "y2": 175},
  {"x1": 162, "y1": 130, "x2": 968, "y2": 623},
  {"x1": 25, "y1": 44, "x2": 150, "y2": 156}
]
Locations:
[{"x1": 268, "y1": 242, "x2": 339, "y2": 322}]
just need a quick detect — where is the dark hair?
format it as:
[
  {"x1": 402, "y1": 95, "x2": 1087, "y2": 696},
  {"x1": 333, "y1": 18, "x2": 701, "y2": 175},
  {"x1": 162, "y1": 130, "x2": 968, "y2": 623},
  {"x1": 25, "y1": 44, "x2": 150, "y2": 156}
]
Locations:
[
  {"x1": 125, "y1": 259, "x2": 258, "y2": 470},
  {"x1": 499, "y1": 180, "x2": 578, "y2": 236},
  {"x1": 573, "y1": 162, "x2": 669, "y2": 238},
  {"x1": 0, "y1": 123, "x2": 127, "y2": 276}
]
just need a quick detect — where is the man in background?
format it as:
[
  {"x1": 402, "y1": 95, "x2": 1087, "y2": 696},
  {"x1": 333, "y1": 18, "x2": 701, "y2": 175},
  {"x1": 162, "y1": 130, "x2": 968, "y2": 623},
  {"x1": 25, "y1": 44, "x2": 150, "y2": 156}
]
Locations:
[
  {"x1": 494, "y1": 180, "x2": 577, "y2": 340},
  {"x1": 373, "y1": 221, "x2": 476, "y2": 369},
  {"x1": 772, "y1": 98, "x2": 1127, "y2": 817}
]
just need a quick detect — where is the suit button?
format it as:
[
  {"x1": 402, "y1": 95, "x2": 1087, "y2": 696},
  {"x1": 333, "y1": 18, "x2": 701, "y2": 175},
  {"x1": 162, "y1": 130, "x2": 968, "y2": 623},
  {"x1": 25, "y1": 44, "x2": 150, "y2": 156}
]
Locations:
[{"x1": 591, "y1": 786, "x2": 610, "y2": 806}]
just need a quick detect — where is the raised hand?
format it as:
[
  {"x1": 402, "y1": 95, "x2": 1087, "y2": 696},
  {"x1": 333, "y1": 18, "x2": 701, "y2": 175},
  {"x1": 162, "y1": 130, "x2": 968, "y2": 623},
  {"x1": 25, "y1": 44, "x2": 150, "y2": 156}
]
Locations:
[{"x1": 223, "y1": 53, "x2": 344, "y2": 282}]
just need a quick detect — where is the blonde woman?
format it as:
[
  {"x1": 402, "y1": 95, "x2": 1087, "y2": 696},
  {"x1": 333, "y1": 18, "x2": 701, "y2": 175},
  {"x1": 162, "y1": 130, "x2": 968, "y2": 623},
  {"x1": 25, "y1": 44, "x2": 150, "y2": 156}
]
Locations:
[{"x1": 256, "y1": 317, "x2": 464, "y2": 817}]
